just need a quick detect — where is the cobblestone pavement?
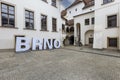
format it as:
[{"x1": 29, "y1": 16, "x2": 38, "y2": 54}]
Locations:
[{"x1": 0, "y1": 48, "x2": 120, "y2": 80}]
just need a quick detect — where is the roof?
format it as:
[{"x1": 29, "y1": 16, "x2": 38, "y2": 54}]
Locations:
[
  {"x1": 83, "y1": 0, "x2": 93, "y2": 4},
  {"x1": 66, "y1": 0, "x2": 94, "y2": 10},
  {"x1": 83, "y1": 0, "x2": 94, "y2": 9},
  {"x1": 66, "y1": 0, "x2": 82, "y2": 10}
]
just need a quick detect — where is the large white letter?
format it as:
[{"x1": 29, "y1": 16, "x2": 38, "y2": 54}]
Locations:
[
  {"x1": 54, "y1": 39, "x2": 61, "y2": 49},
  {"x1": 16, "y1": 37, "x2": 31, "y2": 52},
  {"x1": 32, "y1": 38, "x2": 43, "y2": 50},
  {"x1": 44, "y1": 38, "x2": 53, "y2": 50}
]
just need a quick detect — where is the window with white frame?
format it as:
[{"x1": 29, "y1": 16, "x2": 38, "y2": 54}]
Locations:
[
  {"x1": 25, "y1": 10, "x2": 34, "y2": 29},
  {"x1": 1, "y1": 3, "x2": 15, "y2": 27}
]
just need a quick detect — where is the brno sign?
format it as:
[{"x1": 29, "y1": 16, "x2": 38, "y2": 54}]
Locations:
[{"x1": 15, "y1": 37, "x2": 61, "y2": 52}]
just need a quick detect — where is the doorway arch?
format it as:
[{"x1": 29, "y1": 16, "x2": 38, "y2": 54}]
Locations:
[{"x1": 85, "y1": 30, "x2": 94, "y2": 46}]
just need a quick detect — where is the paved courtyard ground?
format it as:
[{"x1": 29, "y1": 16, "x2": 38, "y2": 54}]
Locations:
[{"x1": 0, "y1": 46, "x2": 120, "y2": 80}]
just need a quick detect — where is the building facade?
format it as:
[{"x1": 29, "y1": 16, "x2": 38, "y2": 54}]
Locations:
[
  {"x1": 94, "y1": 0, "x2": 120, "y2": 50},
  {"x1": 74, "y1": 0, "x2": 94, "y2": 47},
  {"x1": 62, "y1": 0, "x2": 120, "y2": 50},
  {"x1": 0, "y1": 0, "x2": 62, "y2": 50}
]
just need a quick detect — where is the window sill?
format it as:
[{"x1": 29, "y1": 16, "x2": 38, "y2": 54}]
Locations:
[
  {"x1": 52, "y1": 31, "x2": 58, "y2": 32},
  {"x1": 85, "y1": 24, "x2": 90, "y2": 26},
  {"x1": 105, "y1": 26, "x2": 118, "y2": 29},
  {"x1": 0, "y1": 26, "x2": 18, "y2": 29},
  {"x1": 107, "y1": 47, "x2": 118, "y2": 49},
  {"x1": 23, "y1": 28, "x2": 36, "y2": 31},
  {"x1": 40, "y1": 30, "x2": 49, "y2": 32}
]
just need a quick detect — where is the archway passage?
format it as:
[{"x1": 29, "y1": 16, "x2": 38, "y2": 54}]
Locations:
[
  {"x1": 85, "y1": 30, "x2": 94, "y2": 47},
  {"x1": 64, "y1": 35, "x2": 74, "y2": 46},
  {"x1": 69, "y1": 35, "x2": 74, "y2": 45}
]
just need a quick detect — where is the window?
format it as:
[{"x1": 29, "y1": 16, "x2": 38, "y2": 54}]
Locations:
[
  {"x1": 108, "y1": 38, "x2": 118, "y2": 47},
  {"x1": 69, "y1": 11, "x2": 71, "y2": 14},
  {"x1": 41, "y1": 14, "x2": 47, "y2": 31},
  {"x1": 107, "y1": 15, "x2": 117, "y2": 28},
  {"x1": 52, "y1": 0, "x2": 56, "y2": 7},
  {"x1": 1, "y1": 3, "x2": 15, "y2": 27},
  {"x1": 89, "y1": 38, "x2": 93, "y2": 44},
  {"x1": 91, "y1": 17, "x2": 95, "y2": 25},
  {"x1": 85, "y1": 19, "x2": 90, "y2": 25},
  {"x1": 103, "y1": 0, "x2": 113, "y2": 4},
  {"x1": 52, "y1": 18, "x2": 57, "y2": 32},
  {"x1": 25, "y1": 10, "x2": 34, "y2": 29}
]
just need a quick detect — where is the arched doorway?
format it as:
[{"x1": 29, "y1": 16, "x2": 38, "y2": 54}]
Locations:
[
  {"x1": 69, "y1": 35, "x2": 74, "y2": 45},
  {"x1": 76, "y1": 23, "x2": 81, "y2": 45},
  {"x1": 85, "y1": 30, "x2": 94, "y2": 47},
  {"x1": 70, "y1": 27, "x2": 74, "y2": 33},
  {"x1": 66, "y1": 27, "x2": 70, "y2": 33}
]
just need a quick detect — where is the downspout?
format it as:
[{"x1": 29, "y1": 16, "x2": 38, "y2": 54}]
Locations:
[{"x1": 118, "y1": 3, "x2": 120, "y2": 50}]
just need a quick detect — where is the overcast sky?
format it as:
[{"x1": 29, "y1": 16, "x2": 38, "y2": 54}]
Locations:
[{"x1": 62, "y1": 0, "x2": 75, "y2": 8}]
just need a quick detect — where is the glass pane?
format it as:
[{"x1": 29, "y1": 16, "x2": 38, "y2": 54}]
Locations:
[
  {"x1": 30, "y1": 20, "x2": 34, "y2": 29},
  {"x1": 2, "y1": 13, "x2": 8, "y2": 26},
  {"x1": 25, "y1": 18, "x2": 29, "y2": 22},
  {"x1": 9, "y1": 10, "x2": 14, "y2": 14},
  {"x1": 26, "y1": 22, "x2": 30, "y2": 28},
  {"x1": 109, "y1": 38, "x2": 117, "y2": 47},
  {"x1": 25, "y1": 11, "x2": 29, "y2": 18},
  {"x1": 30, "y1": 23, "x2": 34, "y2": 28},
  {"x1": 30, "y1": 19, "x2": 34, "y2": 23},
  {"x1": 25, "y1": 18, "x2": 30, "y2": 28},
  {"x1": 2, "y1": 4, "x2": 7, "y2": 9},
  {"x1": 9, "y1": 6, "x2": 14, "y2": 11},
  {"x1": 2, "y1": 8, "x2": 8, "y2": 13},
  {"x1": 9, "y1": 15, "x2": 15, "y2": 27},
  {"x1": 30, "y1": 12, "x2": 34, "y2": 19}
]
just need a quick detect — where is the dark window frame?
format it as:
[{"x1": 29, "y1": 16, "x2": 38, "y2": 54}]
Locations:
[
  {"x1": 41, "y1": 14, "x2": 47, "y2": 31},
  {"x1": 85, "y1": 19, "x2": 90, "y2": 25},
  {"x1": 107, "y1": 15, "x2": 117, "y2": 28},
  {"x1": 51, "y1": 0, "x2": 57, "y2": 7},
  {"x1": 103, "y1": 0, "x2": 114, "y2": 4},
  {"x1": 52, "y1": 18, "x2": 57, "y2": 32},
  {"x1": 107, "y1": 37, "x2": 118, "y2": 48},
  {"x1": 91, "y1": 17, "x2": 95, "y2": 25},
  {"x1": 25, "y1": 10, "x2": 34, "y2": 30},
  {"x1": 1, "y1": 3, "x2": 15, "y2": 28}
]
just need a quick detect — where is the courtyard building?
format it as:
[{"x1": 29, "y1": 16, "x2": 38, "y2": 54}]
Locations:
[
  {"x1": 0, "y1": 0, "x2": 120, "y2": 51},
  {"x1": 0, "y1": 0, "x2": 62, "y2": 50},
  {"x1": 62, "y1": 0, "x2": 120, "y2": 50}
]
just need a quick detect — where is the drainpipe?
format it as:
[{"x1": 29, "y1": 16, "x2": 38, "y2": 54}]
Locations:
[{"x1": 118, "y1": 3, "x2": 120, "y2": 50}]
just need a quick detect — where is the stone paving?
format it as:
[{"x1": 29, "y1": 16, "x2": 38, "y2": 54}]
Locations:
[{"x1": 0, "y1": 47, "x2": 120, "y2": 80}]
